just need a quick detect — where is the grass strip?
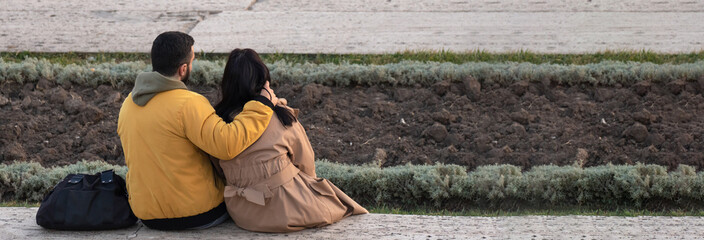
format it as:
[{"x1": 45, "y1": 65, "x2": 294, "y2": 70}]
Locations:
[
  {"x1": 368, "y1": 205, "x2": 704, "y2": 217},
  {"x1": 0, "y1": 201, "x2": 39, "y2": 208}
]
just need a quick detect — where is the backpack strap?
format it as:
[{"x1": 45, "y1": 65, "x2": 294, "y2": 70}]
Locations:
[
  {"x1": 100, "y1": 170, "x2": 114, "y2": 184},
  {"x1": 68, "y1": 175, "x2": 83, "y2": 184},
  {"x1": 99, "y1": 170, "x2": 117, "y2": 225}
]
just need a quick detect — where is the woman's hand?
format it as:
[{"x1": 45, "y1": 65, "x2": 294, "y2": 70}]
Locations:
[
  {"x1": 277, "y1": 98, "x2": 288, "y2": 106},
  {"x1": 260, "y1": 81, "x2": 278, "y2": 106}
]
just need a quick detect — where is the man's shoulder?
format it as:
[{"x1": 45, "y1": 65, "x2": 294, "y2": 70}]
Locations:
[
  {"x1": 165, "y1": 88, "x2": 201, "y2": 97},
  {"x1": 168, "y1": 90, "x2": 214, "y2": 115},
  {"x1": 160, "y1": 89, "x2": 208, "y2": 103}
]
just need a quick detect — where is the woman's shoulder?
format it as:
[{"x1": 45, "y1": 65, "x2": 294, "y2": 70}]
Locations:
[
  {"x1": 286, "y1": 106, "x2": 301, "y2": 118},
  {"x1": 278, "y1": 98, "x2": 300, "y2": 118}
]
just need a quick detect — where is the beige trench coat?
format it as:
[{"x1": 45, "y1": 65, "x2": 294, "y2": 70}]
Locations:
[{"x1": 215, "y1": 104, "x2": 368, "y2": 233}]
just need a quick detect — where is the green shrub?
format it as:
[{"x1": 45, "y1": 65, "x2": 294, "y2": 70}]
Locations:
[
  {"x1": 0, "y1": 162, "x2": 45, "y2": 200},
  {"x1": 2, "y1": 58, "x2": 703, "y2": 88},
  {"x1": 0, "y1": 161, "x2": 126, "y2": 202},
  {"x1": 2, "y1": 160, "x2": 702, "y2": 210},
  {"x1": 463, "y1": 164, "x2": 523, "y2": 204},
  {"x1": 317, "y1": 161, "x2": 704, "y2": 210},
  {"x1": 315, "y1": 161, "x2": 381, "y2": 204},
  {"x1": 516, "y1": 165, "x2": 583, "y2": 205},
  {"x1": 375, "y1": 163, "x2": 467, "y2": 207}
]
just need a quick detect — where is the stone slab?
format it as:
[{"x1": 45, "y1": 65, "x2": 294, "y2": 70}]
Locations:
[
  {"x1": 1, "y1": 0, "x2": 250, "y2": 11},
  {"x1": 0, "y1": 10, "x2": 219, "y2": 52},
  {"x1": 6, "y1": 0, "x2": 704, "y2": 12},
  {"x1": 1, "y1": 0, "x2": 704, "y2": 54},
  {"x1": 247, "y1": 0, "x2": 704, "y2": 12},
  {"x1": 190, "y1": 11, "x2": 704, "y2": 53},
  {"x1": 1, "y1": 208, "x2": 703, "y2": 239}
]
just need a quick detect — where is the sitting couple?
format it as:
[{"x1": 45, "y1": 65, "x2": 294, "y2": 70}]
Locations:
[{"x1": 117, "y1": 31, "x2": 367, "y2": 232}]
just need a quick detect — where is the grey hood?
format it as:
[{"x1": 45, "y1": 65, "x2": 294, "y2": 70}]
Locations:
[{"x1": 131, "y1": 72, "x2": 187, "y2": 106}]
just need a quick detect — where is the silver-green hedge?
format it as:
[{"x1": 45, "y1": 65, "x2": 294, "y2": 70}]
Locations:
[
  {"x1": 0, "y1": 161, "x2": 127, "y2": 201},
  {"x1": 2, "y1": 160, "x2": 702, "y2": 209},
  {"x1": 317, "y1": 161, "x2": 704, "y2": 208},
  {"x1": 1, "y1": 58, "x2": 703, "y2": 87}
]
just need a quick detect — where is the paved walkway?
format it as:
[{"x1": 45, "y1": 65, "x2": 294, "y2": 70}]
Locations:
[
  {"x1": 1, "y1": 208, "x2": 703, "y2": 239},
  {"x1": 1, "y1": 0, "x2": 703, "y2": 53}
]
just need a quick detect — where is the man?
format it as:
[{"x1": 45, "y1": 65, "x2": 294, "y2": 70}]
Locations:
[{"x1": 117, "y1": 31, "x2": 277, "y2": 230}]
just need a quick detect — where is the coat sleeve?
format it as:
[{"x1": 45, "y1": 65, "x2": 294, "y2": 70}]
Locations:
[
  {"x1": 182, "y1": 95, "x2": 274, "y2": 160},
  {"x1": 287, "y1": 121, "x2": 316, "y2": 177}
]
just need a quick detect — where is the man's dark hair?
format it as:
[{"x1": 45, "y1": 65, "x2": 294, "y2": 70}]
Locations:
[{"x1": 150, "y1": 31, "x2": 194, "y2": 76}]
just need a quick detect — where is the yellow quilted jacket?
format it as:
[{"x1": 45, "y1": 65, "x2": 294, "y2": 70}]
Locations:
[{"x1": 117, "y1": 72, "x2": 273, "y2": 220}]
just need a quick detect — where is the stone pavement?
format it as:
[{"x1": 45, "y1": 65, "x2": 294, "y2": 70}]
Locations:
[
  {"x1": 1, "y1": 207, "x2": 703, "y2": 239},
  {"x1": 1, "y1": 0, "x2": 703, "y2": 53}
]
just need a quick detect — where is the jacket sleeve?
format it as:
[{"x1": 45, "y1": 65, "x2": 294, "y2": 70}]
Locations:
[
  {"x1": 182, "y1": 95, "x2": 274, "y2": 160},
  {"x1": 287, "y1": 121, "x2": 316, "y2": 177}
]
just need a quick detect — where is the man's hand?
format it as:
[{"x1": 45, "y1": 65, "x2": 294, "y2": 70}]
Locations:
[{"x1": 260, "y1": 81, "x2": 278, "y2": 106}]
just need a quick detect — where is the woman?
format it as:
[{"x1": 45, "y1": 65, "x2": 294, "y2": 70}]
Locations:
[{"x1": 212, "y1": 49, "x2": 368, "y2": 233}]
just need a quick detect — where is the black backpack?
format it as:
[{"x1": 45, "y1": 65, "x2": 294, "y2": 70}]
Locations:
[{"x1": 36, "y1": 170, "x2": 138, "y2": 230}]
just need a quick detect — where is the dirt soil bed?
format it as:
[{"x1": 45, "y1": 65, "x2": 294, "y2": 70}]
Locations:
[{"x1": 1, "y1": 79, "x2": 704, "y2": 170}]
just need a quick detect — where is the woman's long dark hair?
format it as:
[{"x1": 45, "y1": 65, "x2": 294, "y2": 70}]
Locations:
[{"x1": 214, "y1": 48, "x2": 296, "y2": 126}]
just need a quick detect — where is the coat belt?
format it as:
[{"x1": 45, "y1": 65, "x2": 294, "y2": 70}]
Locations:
[{"x1": 223, "y1": 163, "x2": 300, "y2": 206}]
